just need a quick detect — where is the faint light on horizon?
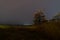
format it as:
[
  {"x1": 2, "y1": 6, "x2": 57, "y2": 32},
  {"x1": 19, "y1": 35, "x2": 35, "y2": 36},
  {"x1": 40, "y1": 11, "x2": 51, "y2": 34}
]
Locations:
[{"x1": 24, "y1": 24, "x2": 32, "y2": 25}]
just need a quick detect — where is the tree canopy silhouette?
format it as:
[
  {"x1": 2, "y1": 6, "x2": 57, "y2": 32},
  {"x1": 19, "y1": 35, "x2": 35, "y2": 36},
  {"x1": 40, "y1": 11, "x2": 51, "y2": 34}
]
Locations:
[{"x1": 33, "y1": 9, "x2": 46, "y2": 25}]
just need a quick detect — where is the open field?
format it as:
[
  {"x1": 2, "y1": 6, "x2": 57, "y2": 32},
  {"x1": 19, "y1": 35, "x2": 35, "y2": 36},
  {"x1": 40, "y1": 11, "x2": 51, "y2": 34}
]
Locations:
[
  {"x1": 0, "y1": 21, "x2": 60, "y2": 40},
  {"x1": 0, "y1": 26, "x2": 47, "y2": 40}
]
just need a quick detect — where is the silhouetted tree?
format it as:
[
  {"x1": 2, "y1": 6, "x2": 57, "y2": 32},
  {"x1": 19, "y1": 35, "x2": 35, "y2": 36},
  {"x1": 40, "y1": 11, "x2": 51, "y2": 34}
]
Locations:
[
  {"x1": 33, "y1": 10, "x2": 46, "y2": 25},
  {"x1": 52, "y1": 12, "x2": 60, "y2": 22}
]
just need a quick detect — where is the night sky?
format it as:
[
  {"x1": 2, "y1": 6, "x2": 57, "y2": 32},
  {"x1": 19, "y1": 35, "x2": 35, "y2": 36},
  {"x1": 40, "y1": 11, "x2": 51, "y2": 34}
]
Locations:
[{"x1": 0, "y1": 0, "x2": 60, "y2": 24}]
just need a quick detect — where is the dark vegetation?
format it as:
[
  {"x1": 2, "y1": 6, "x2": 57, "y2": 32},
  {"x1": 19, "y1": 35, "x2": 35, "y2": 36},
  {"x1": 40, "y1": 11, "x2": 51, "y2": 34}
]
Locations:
[
  {"x1": 0, "y1": 26, "x2": 50, "y2": 40},
  {"x1": 0, "y1": 22, "x2": 60, "y2": 40}
]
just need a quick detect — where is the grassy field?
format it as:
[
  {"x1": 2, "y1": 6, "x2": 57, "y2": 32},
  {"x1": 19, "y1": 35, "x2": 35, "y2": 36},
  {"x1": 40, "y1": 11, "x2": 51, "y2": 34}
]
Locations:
[{"x1": 0, "y1": 21, "x2": 60, "y2": 40}]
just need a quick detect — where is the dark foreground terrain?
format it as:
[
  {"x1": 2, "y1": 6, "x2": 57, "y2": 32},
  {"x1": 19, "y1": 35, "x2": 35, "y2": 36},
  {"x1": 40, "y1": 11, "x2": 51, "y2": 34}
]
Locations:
[
  {"x1": 0, "y1": 27, "x2": 51, "y2": 40},
  {"x1": 0, "y1": 21, "x2": 60, "y2": 40}
]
